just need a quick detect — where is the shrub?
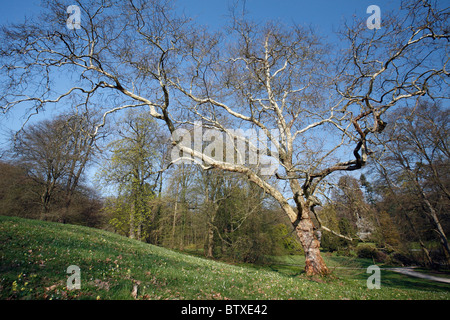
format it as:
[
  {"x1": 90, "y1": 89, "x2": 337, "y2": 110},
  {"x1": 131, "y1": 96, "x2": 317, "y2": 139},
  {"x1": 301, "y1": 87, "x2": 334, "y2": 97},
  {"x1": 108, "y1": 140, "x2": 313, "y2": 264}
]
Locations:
[
  {"x1": 336, "y1": 247, "x2": 355, "y2": 257},
  {"x1": 356, "y1": 244, "x2": 390, "y2": 262},
  {"x1": 321, "y1": 233, "x2": 340, "y2": 252},
  {"x1": 356, "y1": 244, "x2": 378, "y2": 260},
  {"x1": 270, "y1": 224, "x2": 302, "y2": 255},
  {"x1": 391, "y1": 251, "x2": 414, "y2": 266},
  {"x1": 375, "y1": 250, "x2": 388, "y2": 263}
]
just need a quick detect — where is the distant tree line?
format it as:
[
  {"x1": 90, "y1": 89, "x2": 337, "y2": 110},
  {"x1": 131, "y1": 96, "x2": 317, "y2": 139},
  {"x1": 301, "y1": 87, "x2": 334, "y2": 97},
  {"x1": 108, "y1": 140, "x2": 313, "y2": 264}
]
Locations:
[
  {"x1": 1, "y1": 102, "x2": 448, "y2": 268},
  {"x1": 318, "y1": 102, "x2": 449, "y2": 268},
  {"x1": 0, "y1": 161, "x2": 103, "y2": 227},
  {"x1": 1, "y1": 109, "x2": 302, "y2": 263},
  {"x1": 96, "y1": 110, "x2": 301, "y2": 263},
  {"x1": 1, "y1": 109, "x2": 104, "y2": 227}
]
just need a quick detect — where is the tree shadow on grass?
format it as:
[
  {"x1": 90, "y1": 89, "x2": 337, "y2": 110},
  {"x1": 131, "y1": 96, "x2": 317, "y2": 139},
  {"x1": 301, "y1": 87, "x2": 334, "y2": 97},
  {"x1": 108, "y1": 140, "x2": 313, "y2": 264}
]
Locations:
[
  {"x1": 379, "y1": 270, "x2": 450, "y2": 293},
  {"x1": 268, "y1": 263, "x2": 304, "y2": 278},
  {"x1": 348, "y1": 267, "x2": 450, "y2": 293}
]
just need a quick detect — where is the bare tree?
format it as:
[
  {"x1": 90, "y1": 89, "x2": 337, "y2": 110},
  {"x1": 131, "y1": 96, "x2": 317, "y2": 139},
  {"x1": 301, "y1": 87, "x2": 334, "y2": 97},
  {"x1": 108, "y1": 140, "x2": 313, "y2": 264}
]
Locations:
[
  {"x1": 376, "y1": 102, "x2": 450, "y2": 264},
  {"x1": 0, "y1": 0, "x2": 447, "y2": 275},
  {"x1": 13, "y1": 110, "x2": 98, "y2": 221},
  {"x1": 375, "y1": 161, "x2": 435, "y2": 267},
  {"x1": 60, "y1": 109, "x2": 100, "y2": 222},
  {"x1": 168, "y1": 2, "x2": 448, "y2": 274}
]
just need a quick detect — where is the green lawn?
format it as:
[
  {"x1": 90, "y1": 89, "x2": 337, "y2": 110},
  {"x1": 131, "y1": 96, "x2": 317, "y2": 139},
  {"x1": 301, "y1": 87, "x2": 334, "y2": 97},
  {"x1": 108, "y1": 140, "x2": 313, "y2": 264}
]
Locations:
[{"x1": 1, "y1": 215, "x2": 449, "y2": 300}]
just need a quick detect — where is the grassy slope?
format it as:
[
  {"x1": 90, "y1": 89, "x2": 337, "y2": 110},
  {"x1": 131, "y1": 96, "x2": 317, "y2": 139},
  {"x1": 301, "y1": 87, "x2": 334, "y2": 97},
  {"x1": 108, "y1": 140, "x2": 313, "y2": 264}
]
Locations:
[{"x1": 0, "y1": 215, "x2": 449, "y2": 300}]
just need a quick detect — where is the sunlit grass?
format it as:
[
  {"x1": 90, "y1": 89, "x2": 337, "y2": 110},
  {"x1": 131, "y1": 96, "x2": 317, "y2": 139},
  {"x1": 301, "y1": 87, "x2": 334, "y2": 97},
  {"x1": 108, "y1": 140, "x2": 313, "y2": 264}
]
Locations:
[{"x1": 1, "y1": 215, "x2": 449, "y2": 300}]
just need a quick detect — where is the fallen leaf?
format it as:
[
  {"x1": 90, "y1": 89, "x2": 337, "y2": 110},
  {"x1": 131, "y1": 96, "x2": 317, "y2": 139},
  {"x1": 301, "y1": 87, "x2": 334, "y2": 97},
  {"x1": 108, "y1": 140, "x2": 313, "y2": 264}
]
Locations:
[
  {"x1": 45, "y1": 284, "x2": 58, "y2": 291},
  {"x1": 131, "y1": 284, "x2": 138, "y2": 299}
]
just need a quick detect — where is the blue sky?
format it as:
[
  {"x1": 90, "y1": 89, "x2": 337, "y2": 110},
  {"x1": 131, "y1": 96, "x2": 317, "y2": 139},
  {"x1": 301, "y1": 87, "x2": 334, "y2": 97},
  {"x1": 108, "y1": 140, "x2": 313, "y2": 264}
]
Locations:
[
  {"x1": 0, "y1": 0, "x2": 416, "y2": 194},
  {"x1": 0, "y1": 0, "x2": 396, "y2": 139},
  {"x1": 0, "y1": 0, "x2": 398, "y2": 33},
  {"x1": 177, "y1": 0, "x2": 393, "y2": 32}
]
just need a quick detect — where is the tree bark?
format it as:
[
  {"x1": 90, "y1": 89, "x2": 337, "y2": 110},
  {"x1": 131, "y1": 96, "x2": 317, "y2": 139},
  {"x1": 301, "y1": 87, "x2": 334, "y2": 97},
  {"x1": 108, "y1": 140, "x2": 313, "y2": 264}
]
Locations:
[
  {"x1": 403, "y1": 210, "x2": 434, "y2": 267},
  {"x1": 130, "y1": 201, "x2": 136, "y2": 240},
  {"x1": 171, "y1": 183, "x2": 179, "y2": 248},
  {"x1": 40, "y1": 181, "x2": 55, "y2": 220},
  {"x1": 421, "y1": 194, "x2": 450, "y2": 265},
  {"x1": 287, "y1": 178, "x2": 330, "y2": 275},
  {"x1": 206, "y1": 222, "x2": 215, "y2": 258},
  {"x1": 410, "y1": 173, "x2": 450, "y2": 265},
  {"x1": 295, "y1": 205, "x2": 330, "y2": 276}
]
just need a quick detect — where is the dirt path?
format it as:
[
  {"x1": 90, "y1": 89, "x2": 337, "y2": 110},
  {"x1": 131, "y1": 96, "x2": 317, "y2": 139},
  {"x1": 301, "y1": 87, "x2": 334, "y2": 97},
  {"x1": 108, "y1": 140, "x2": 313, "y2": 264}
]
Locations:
[
  {"x1": 391, "y1": 267, "x2": 450, "y2": 284},
  {"x1": 274, "y1": 263, "x2": 450, "y2": 284}
]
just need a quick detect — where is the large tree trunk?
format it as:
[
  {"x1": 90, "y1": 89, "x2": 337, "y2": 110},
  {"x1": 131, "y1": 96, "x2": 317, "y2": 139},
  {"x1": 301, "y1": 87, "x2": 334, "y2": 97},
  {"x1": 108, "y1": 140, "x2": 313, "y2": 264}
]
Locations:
[
  {"x1": 295, "y1": 206, "x2": 329, "y2": 276},
  {"x1": 210, "y1": 164, "x2": 330, "y2": 275},
  {"x1": 287, "y1": 179, "x2": 329, "y2": 275}
]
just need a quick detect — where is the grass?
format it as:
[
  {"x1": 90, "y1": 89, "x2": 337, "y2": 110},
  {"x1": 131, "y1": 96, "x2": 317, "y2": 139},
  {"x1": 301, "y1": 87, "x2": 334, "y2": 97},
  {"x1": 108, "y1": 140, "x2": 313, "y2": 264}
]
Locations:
[
  {"x1": 413, "y1": 268, "x2": 450, "y2": 280},
  {"x1": 1, "y1": 215, "x2": 449, "y2": 300}
]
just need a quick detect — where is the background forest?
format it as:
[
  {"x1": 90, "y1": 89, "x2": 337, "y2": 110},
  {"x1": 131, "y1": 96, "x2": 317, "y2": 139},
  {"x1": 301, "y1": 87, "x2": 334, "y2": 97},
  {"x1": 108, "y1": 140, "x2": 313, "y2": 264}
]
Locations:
[{"x1": 1, "y1": 102, "x2": 448, "y2": 268}]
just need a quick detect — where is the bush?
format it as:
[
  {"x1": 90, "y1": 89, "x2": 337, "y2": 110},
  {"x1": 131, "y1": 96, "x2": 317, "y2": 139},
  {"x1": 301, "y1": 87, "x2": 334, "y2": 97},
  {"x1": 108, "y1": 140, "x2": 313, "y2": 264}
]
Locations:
[
  {"x1": 391, "y1": 251, "x2": 414, "y2": 266},
  {"x1": 336, "y1": 247, "x2": 355, "y2": 257},
  {"x1": 375, "y1": 250, "x2": 388, "y2": 263},
  {"x1": 321, "y1": 233, "x2": 340, "y2": 252},
  {"x1": 356, "y1": 244, "x2": 390, "y2": 263},
  {"x1": 356, "y1": 244, "x2": 378, "y2": 260},
  {"x1": 270, "y1": 224, "x2": 302, "y2": 255}
]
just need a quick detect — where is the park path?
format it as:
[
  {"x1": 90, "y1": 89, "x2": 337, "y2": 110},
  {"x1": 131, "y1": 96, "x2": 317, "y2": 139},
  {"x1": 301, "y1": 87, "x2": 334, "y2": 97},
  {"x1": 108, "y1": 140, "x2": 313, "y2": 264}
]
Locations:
[
  {"x1": 273, "y1": 263, "x2": 450, "y2": 284},
  {"x1": 390, "y1": 267, "x2": 450, "y2": 284}
]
